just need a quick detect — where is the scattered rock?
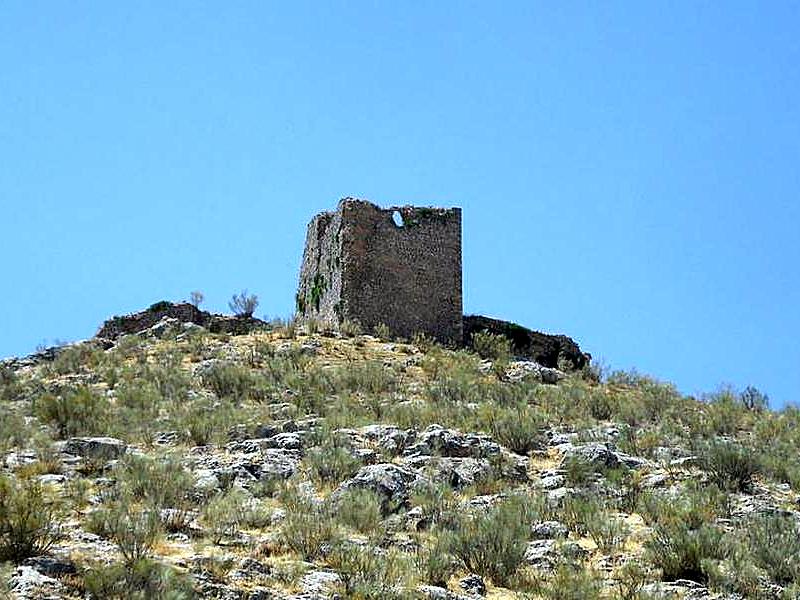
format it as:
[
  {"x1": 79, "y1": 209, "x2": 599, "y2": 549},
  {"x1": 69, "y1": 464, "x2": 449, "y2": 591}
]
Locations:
[
  {"x1": 403, "y1": 456, "x2": 492, "y2": 489},
  {"x1": 63, "y1": 436, "x2": 127, "y2": 460},
  {"x1": 8, "y1": 566, "x2": 64, "y2": 599},
  {"x1": 458, "y1": 574, "x2": 486, "y2": 596},
  {"x1": 22, "y1": 556, "x2": 76, "y2": 577},
  {"x1": 559, "y1": 442, "x2": 620, "y2": 470},
  {"x1": 300, "y1": 570, "x2": 342, "y2": 595},
  {"x1": 333, "y1": 463, "x2": 422, "y2": 512},
  {"x1": 531, "y1": 520, "x2": 569, "y2": 539},
  {"x1": 403, "y1": 424, "x2": 500, "y2": 459},
  {"x1": 418, "y1": 585, "x2": 473, "y2": 600},
  {"x1": 505, "y1": 360, "x2": 566, "y2": 384}
]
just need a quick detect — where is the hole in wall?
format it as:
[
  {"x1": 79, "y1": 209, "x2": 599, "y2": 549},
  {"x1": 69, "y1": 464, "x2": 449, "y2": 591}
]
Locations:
[{"x1": 391, "y1": 210, "x2": 404, "y2": 227}]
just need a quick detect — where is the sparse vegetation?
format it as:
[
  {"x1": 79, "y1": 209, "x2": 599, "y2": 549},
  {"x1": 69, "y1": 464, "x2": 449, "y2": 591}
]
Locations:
[
  {"x1": 0, "y1": 308, "x2": 796, "y2": 599},
  {"x1": 228, "y1": 289, "x2": 259, "y2": 317},
  {"x1": 0, "y1": 475, "x2": 61, "y2": 561},
  {"x1": 448, "y1": 495, "x2": 532, "y2": 585}
]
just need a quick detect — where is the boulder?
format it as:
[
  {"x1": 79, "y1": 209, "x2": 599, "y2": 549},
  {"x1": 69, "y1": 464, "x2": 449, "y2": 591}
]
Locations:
[
  {"x1": 63, "y1": 437, "x2": 127, "y2": 460},
  {"x1": 403, "y1": 424, "x2": 500, "y2": 459},
  {"x1": 459, "y1": 574, "x2": 486, "y2": 596},
  {"x1": 333, "y1": 463, "x2": 422, "y2": 512}
]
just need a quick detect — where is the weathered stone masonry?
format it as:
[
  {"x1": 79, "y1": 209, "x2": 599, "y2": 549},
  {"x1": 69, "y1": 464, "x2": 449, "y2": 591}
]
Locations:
[{"x1": 296, "y1": 198, "x2": 463, "y2": 344}]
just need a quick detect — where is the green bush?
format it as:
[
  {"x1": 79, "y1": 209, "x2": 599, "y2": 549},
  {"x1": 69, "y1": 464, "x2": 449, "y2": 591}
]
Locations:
[
  {"x1": 410, "y1": 481, "x2": 459, "y2": 531},
  {"x1": 745, "y1": 513, "x2": 800, "y2": 585},
  {"x1": 280, "y1": 487, "x2": 339, "y2": 560},
  {"x1": 115, "y1": 455, "x2": 193, "y2": 510},
  {"x1": 0, "y1": 366, "x2": 20, "y2": 402},
  {"x1": 638, "y1": 483, "x2": 728, "y2": 530},
  {"x1": 201, "y1": 362, "x2": 267, "y2": 403},
  {"x1": 696, "y1": 439, "x2": 760, "y2": 492},
  {"x1": 413, "y1": 535, "x2": 457, "y2": 587},
  {"x1": 177, "y1": 399, "x2": 236, "y2": 446},
  {"x1": 612, "y1": 562, "x2": 653, "y2": 600},
  {"x1": 339, "y1": 319, "x2": 362, "y2": 338},
  {"x1": 373, "y1": 323, "x2": 392, "y2": 341},
  {"x1": 334, "y1": 361, "x2": 397, "y2": 395},
  {"x1": 199, "y1": 488, "x2": 268, "y2": 544},
  {"x1": 48, "y1": 343, "x2": 103, "y2": 375},
  {"x1": 36, "y1": 386, "x2": 111, "y2": 439},
  {"x1": 559, "y1": 494, "x2": 603, "y2": 535},
  {"x1": 0, "y1": 475, "x2": 61, "y2": 561},
  {"x1": 586, "y1": 511, "x2": 629, "y2": 553},
  {"x1": 472, "y1": 330, "x2": 512, "y2": 362},
  {"x1": 644, "y1": 516, "x2": 727, "y2": 583},
  {"x1": 327, "y1": 543, "x2": 412, "y2": 599},
  {"x1": 0, "y1": 408, "x2": 30, "y2": 453},
  {"x1": 335, "y1": 488, "x2": 384, "y2": 536},
  {"x1": 88, "y1": 503, "x2": 161, "y2": 565},
  {"x1": 488, "y1": 405, "x2": 547, "y2": 455},
  {"x1": 540, "y1": 562, "x2": 603, "y2": 599},
  {"x1": 305, "y1": 435, "x2": 363, "y2": 487},
  {"x1": 84, "y1": 558, "x2": 195, "y2": 599},
  {"x1": 448, "y1": 495, "x2": 531, "y2": 586}
]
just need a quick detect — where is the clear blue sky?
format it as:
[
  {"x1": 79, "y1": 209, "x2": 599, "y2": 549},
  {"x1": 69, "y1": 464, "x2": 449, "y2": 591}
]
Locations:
[{"x1": 1, "y1": 2, "x2": 798, "y2": 407}]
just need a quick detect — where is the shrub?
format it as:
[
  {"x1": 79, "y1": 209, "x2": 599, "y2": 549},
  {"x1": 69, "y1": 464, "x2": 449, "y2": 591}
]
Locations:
[
  {"x1": 334, "y1": 361, "x2": 397, "y2": 395},
  {"x1": 115, "y1": 455, "x2": 193, "y2": 510},
  {"x1": 373, "y1": 322, "x2": 392, "y2": 341},
  {"x1": 305, "y1": 434, "x2": 363, "y2": 486},
  {"x1": 201, "y1": 362, "x2": 267, "y2": 403},
  {"x1": 696, "y1": 439, "x2": 760, "y2": 492},
  {"x1": 339, "y1": 319, "x2": 362, "y2": 337},
  {"x1": 540, "y1": 562, "x2": 603, "y2": 599},
  {"x1": 739, "y1": 385, "x2": 769, "y2": 411},
  {"x1": 410, "y1": 481, "x2": 459, "y2": 531},
  {"x1": 178, "y1": 399, "x2": 236, "y2": 446},
  {"x1": 189, "y1": 290, "x2": 204, "y2": 308},
  {"x1": 84, "y1": 558, "x2": 195, "y2": 599},
  {"x1": 644, "y1": 517, "x2": 727, "y2": 583},
  {"x1": 228, "y1": 290, "x2": 259, "y2": 317},
  {"x1": 0, "y1": 408, "x2": 30, "y2": 453},
  {"x1": 88, "y1": 503, "x2": 161, "y2": 565},
  {"x1": 448, "y1": 495, "x2": 531, "y2": 585},
  {"x1": 201, "y1": 488, "x2": 248, "y2": 544},
  {"x1": 559, "y1": 494, "x2": 602, "y2": 535},
  {"x1": 612, "y1": 562, "x2": 653, "y2": 600},
  {"x1": 413, "y1": 534, "x2": 457, "y2": 587},
  {"x1": 0, "y1": 366, "x2": 20, "y2": 402},
  {"x1": 0, "y1": 475, "x2": 61, "y2": 561},
  {"x1": 638, "y1": 483, "x2": 728, "y2": 529},
  {"x1": 745, "y1": 513, "x2": 800, "y2": 585},
  {"x1": 335, "y1": 488, "x2": 384, "y2": 536},
  {"x1": 48, "y1": 343, "x2": 102, "y2": 375},
  {"x1": 586, "y1": 511, "x2": 629, "y2": 553},
  {"x1": 35, "y1": 386, "x2": 111, "y2": 439},
  {"x1": 280, "y1": 487, "x2": 339, "y2": 560},
  {"x1": 471, "y1": 330, "x2": 512, "y2": 362},
  {"x1": 327, "y1": 543, "x2": 411, "y2": 599},
  {"x1": 489, "y1": 406, "x2": 547, "y2": 455}
]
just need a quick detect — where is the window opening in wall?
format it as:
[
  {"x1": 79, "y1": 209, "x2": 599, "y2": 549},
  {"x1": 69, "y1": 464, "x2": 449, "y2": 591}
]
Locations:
[{"x1": 391, "y1": 210, "x2": 404, "y2": 227}]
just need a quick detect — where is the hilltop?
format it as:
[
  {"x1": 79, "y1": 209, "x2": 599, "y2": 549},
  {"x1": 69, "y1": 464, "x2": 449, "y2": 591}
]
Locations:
[{"x1": 0, "y1": 305, "x2": 798, "y2": 599}]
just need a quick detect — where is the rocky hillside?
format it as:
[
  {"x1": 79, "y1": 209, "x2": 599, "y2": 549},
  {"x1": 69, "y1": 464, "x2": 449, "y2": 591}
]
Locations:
[{"x1": 0, "y1": 307, "x2": 798, "y2": 599}]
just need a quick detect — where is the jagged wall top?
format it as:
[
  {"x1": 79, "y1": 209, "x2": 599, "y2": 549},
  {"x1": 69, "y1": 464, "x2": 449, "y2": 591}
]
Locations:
[{"x1": 296, "y1": 198, "x2": 462, "y2": 343}]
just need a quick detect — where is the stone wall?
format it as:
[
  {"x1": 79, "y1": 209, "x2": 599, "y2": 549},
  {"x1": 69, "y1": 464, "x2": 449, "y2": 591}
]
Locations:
[{"x1": 297, "y1": 199, "x2": 463, "y2": 344}]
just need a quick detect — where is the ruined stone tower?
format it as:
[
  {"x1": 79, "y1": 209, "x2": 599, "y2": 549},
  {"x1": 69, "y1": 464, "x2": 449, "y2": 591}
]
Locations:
[{"x1": 296, "y1": 198, "x2": 462, "y2": 344}]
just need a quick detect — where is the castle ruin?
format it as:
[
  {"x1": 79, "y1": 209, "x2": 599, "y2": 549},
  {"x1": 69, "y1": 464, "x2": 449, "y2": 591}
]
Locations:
[{"x1": 296, "y1": 198, "x2": 462, "y2": 343}]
